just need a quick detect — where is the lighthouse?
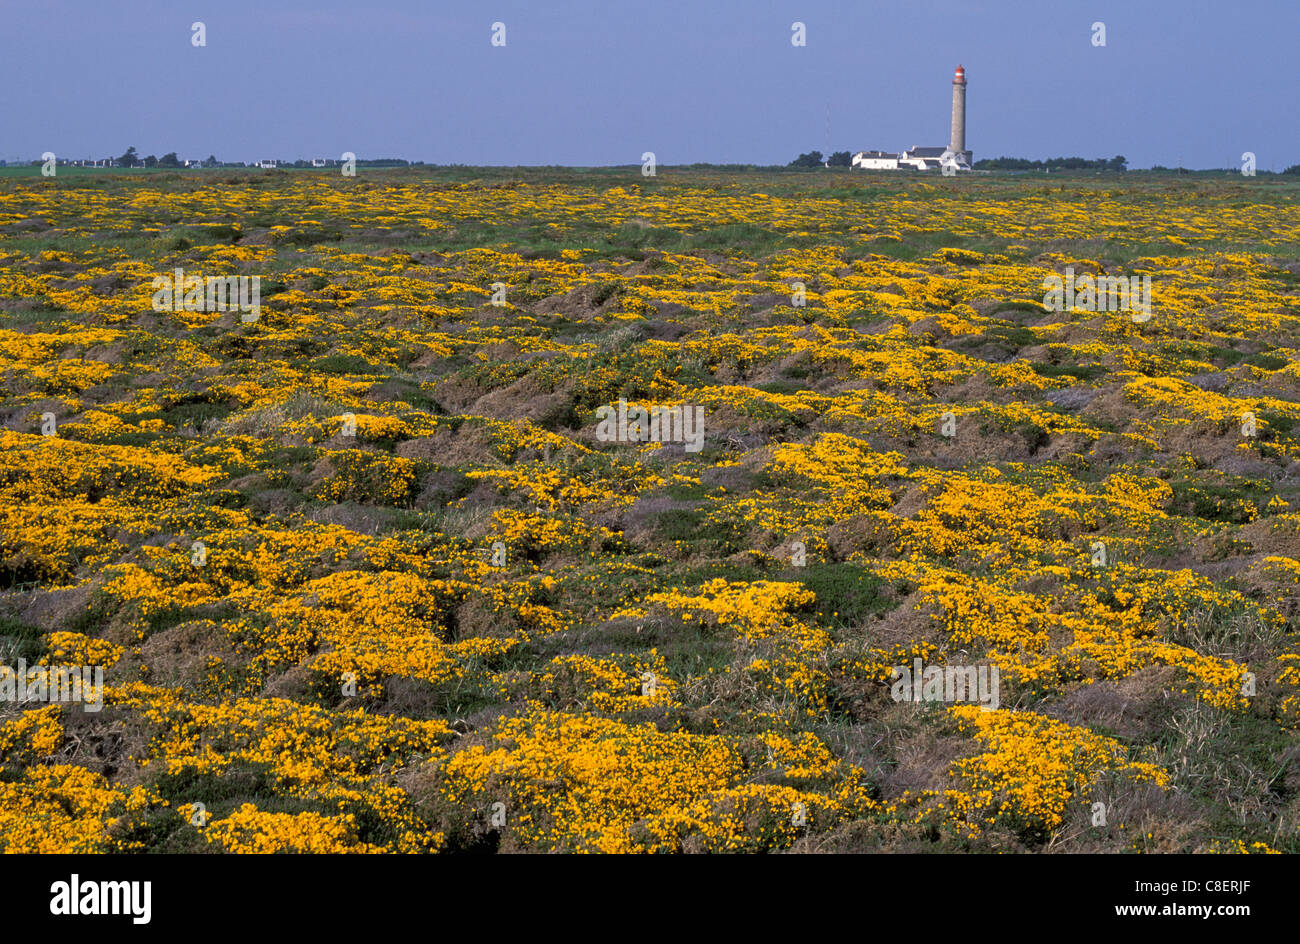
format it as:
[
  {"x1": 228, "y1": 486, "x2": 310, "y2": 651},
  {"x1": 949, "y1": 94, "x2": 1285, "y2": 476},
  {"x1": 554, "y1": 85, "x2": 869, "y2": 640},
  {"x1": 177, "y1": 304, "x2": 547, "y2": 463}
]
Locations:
[
  {"x1": 937, "y1": 65, "x2": 972, "y2": 172},
  {"x1": 950, "y1": 64, "x2": 967, "y2": 155}
]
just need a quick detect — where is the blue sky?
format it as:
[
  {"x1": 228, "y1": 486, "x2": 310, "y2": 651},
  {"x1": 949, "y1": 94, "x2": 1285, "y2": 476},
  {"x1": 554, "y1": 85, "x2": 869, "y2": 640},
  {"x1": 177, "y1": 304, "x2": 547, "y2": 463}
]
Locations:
[{"x1": 1, "y1": 0, "x2": 1295, "y2": 169}]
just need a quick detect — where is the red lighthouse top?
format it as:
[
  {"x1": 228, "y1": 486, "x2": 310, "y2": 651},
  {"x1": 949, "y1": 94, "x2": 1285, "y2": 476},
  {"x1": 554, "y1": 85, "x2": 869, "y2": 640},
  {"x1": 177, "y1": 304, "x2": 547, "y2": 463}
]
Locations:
[{"x1": 953, "y1": 64, "x2": 967, "y2": 85}]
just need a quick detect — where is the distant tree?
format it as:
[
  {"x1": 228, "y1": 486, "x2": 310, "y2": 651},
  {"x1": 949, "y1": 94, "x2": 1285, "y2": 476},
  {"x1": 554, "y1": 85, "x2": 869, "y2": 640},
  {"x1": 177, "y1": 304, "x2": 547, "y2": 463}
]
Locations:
[
  {"x1": 1282, "y1": 164, "x2": 1300, "y2": 175},
  {"x1": 158, "y1": 152, "x2": 181, "y2": 168},
  {"x1": 827, "y1": 151, "x2": 852, "y2": 167},
  {"x1": 789, "y1": 150, "x2": 824, "y2": 168},
  {"x1": 1107, "y1": 155, "x2": 1128, "y2": 172},
  {"x1": 205, "y1": 154, "x2": 217, "y2": 165},
  {"x1": 142, "y1": 154, "x2": 158, "y2": 168},
  {"x1": 117, "y1": 146, "x2": 138, "y2": 167}
]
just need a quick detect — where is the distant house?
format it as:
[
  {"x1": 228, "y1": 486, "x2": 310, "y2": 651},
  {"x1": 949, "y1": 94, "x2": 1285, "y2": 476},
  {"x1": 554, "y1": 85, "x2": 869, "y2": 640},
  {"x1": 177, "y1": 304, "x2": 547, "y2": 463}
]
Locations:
[
  {"x1": 311, "y1": 159, "x2": 327, "y2": 167},
  {"x1": 258, "y1": 160, "x2": 277, "y2": 169},
  {"x1": 899, "y1": 146, "x2": 948, "y2": 171},
  {"x1": 852, "y1": 150, "x2": 900, "y2": 170}
]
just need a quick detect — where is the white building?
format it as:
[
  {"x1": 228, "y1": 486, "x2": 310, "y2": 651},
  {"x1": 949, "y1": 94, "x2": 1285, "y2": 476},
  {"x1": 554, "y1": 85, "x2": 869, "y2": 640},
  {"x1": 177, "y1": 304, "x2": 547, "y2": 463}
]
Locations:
[
  {"x1": 854, "y1": 146, "x2": 959, "y2": 172},
  {"x1": 900, "y1": 146, "x2": 948, "y2": 171},
  {"x1": 852, "y1": 150, "x2": 899, "y2": 170}
]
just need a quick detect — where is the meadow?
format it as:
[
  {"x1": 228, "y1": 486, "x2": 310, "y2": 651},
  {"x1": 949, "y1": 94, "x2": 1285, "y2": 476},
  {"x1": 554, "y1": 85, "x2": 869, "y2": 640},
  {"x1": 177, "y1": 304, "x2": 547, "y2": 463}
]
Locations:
[{"x1": 1, "y1": 166, "x2": 1298, "y2": 853}]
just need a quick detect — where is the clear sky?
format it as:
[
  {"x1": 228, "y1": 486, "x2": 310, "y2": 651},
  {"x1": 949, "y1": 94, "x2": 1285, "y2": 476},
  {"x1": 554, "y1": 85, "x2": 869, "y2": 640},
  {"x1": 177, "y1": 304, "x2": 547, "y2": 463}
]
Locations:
[{"x1": 2, "y1": 0, "x2": 1295, "y2": 169}]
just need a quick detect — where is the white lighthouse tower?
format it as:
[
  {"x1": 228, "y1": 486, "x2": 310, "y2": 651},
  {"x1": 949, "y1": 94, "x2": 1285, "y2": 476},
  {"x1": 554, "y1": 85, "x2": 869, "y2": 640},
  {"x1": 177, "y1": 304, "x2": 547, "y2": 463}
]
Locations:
[{"x1": 941, "y1": 65, "x2": 972, "y2": 171}]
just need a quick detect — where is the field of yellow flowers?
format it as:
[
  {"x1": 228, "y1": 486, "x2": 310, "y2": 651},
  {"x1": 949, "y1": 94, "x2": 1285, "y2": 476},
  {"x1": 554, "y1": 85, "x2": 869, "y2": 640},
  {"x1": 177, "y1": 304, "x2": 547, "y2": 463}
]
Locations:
[{"x1": 1, "y1": 167, "x2": 1298, "y2": 853}]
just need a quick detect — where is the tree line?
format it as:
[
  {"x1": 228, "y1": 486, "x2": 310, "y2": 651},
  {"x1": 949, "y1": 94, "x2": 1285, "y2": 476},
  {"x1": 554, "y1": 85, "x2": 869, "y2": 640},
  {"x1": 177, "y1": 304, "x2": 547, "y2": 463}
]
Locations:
[
  {"x1": 103, "y1": 147, "x2": 416, "y2": 168},
  {"x1": 975, "y1": 155, "x2": 1127, "y2": 171},
  {"x1": 789, "y1": 151, "x2": 852, "y2": 167}
]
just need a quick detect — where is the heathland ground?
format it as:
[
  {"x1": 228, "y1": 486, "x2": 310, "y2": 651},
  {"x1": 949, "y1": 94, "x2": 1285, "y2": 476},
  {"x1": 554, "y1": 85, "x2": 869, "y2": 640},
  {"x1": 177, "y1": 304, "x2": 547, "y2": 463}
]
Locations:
[{"x1": 1, "y1": 167, "x2": 1298, "y2": 853}]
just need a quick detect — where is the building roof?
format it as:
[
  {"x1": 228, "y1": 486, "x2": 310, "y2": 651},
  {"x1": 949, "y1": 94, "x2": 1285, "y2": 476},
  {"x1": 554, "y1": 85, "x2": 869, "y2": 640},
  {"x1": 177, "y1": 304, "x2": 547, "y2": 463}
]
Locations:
[
  {"x1": 904, "y1": 146, "x2": 948, "y2": 157},
  {"x1": 854, "y1": 150, "x2": 899, "y2": 159}
]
